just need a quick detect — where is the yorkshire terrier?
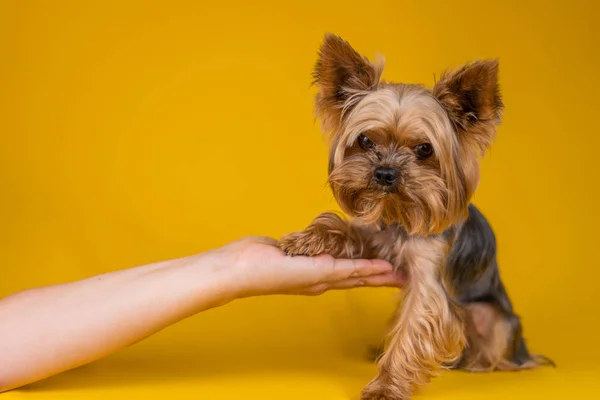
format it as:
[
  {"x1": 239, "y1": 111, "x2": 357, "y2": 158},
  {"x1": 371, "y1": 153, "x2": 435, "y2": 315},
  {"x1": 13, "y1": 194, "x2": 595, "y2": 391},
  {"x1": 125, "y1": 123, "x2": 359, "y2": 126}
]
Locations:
[{"x1": 279, "y1": 34, "x2": 551, "y2": 400}]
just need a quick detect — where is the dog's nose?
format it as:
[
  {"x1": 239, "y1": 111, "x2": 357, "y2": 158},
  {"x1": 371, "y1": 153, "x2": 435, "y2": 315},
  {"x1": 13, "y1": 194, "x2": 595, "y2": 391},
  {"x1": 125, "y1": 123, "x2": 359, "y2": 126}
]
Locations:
[{"x1": 374, "y1": 167, "x2": 398, "y2": 186}]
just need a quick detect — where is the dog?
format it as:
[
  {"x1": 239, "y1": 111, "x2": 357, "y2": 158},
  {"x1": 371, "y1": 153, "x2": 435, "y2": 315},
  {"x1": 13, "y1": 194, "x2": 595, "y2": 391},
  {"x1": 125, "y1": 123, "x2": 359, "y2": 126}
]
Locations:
[{"x1": 279, "y1": 34, "x2": 551, "y2": 400}]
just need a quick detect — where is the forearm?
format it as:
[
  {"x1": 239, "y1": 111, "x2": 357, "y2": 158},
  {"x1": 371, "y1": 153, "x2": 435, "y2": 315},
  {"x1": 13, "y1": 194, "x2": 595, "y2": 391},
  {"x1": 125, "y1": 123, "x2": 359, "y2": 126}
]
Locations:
[
  {"x1": 0, "y1": 251, "x2": 235, "y2": 392},
  {"x1": 0, "y1": 236, "x2": 399, "y2": 392}
]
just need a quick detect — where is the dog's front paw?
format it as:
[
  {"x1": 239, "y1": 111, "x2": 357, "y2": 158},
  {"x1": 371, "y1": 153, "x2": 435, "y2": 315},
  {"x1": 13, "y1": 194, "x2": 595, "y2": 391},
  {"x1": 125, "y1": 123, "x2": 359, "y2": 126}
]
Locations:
[
  {"x1": 280, "y1": 212, "x2": 360, "y2": 257},
  {"x1": 279, "y1": 228, "x2": 329, "y2": 257},
  {"x1": 361, "y1": 381, "x2": 407, "y2": 400},
  {"x1": 360, "y1": 388, "x2": 390, "y2": 400}
]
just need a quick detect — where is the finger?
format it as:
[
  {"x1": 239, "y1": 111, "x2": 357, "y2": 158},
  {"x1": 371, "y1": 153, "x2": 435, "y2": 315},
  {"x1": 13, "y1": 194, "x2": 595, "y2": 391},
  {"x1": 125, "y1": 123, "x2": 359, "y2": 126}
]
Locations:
[
  {"x1": 313, "y1": 255, "x2": 393, "y2": 282},
  {"x1": 276, "y1": 254, "x2": 394, "y2": 290},
  {"x1": 326, "y1": 271, "x2": 405, "y2": 290},
  {"x1": 298, "y1": 271, "x2": 403, "y2": 296}
]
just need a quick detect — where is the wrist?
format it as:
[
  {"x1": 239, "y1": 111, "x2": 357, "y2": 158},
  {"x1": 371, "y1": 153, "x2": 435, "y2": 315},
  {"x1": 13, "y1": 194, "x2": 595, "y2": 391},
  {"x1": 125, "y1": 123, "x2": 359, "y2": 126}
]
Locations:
[{"x1": 189, "y1": 248, "x2": 244, "y2": 305}]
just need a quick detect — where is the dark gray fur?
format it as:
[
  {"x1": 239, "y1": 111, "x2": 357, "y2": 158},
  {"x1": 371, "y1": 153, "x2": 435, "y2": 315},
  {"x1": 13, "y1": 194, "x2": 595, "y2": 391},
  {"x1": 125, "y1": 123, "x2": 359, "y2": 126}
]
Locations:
[
  {"x1": 369, "y1": 204, "x2": 540, "y2": 367},
  {"x1": 446, "y1": 204, "x2": 534, "y2": 367}
]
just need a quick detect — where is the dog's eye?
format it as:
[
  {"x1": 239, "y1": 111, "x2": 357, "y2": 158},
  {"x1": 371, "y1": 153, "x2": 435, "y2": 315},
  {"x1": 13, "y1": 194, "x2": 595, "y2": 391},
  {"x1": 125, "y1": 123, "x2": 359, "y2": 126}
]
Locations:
[
  {"x1": 415, "y1": 143, "x2": 434, "y2": 159},
  {"x1": 358, "y1": 134, "x2": 375, "y2": 150}
]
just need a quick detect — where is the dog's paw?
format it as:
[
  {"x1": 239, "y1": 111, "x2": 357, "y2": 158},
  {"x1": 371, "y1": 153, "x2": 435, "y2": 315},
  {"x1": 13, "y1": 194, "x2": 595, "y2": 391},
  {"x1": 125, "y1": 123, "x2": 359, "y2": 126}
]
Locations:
[
  {"x1": 360, "y1": 389, "x2": 390, "y2": 400},
  {"x1": 361, "y1": 382, "x2": 406, "y2": 400},
  {"x1": 360, "y1": 391, "x2": 400, "y2": 400},
  {"x1": 279, "y1": 228, "x2": 328, "y2": 257}
]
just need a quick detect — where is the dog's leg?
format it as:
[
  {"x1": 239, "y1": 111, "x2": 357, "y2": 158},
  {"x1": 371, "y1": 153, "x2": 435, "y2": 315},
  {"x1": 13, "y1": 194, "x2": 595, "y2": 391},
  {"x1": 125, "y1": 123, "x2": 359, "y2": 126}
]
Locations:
[
  {"x1": 457, "y1": 302, "x2": 515, "y2": 372},
  {"x1": 458, "y1": 303, "x2": 555, "y2": 372},
  {"x1": 279, "y1": 212, "x2": 374, "y2": 258},
  {"x1": 361, "y1": 236, "x2": 466, "y2": 400}
]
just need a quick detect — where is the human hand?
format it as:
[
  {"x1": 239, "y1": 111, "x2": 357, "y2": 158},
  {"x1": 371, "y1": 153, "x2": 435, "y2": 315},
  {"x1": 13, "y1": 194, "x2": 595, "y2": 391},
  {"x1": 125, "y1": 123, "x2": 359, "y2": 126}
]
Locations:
[
  {"x1": 208, "y1": 236, "x2": 404, "y2": 298},
  {"x1": 0, "y1": 235, "x2": 399, "y2": 392}
]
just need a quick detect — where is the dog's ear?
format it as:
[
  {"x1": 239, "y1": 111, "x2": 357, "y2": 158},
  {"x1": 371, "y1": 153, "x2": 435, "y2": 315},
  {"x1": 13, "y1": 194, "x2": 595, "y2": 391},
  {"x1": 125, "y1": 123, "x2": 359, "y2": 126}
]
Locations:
[
  {"x1": 433, "y1": 60, "x2": 503, "y2": 153},
  {"x1": 313, "y1": 33, "x2": 383, "y2": 135}
]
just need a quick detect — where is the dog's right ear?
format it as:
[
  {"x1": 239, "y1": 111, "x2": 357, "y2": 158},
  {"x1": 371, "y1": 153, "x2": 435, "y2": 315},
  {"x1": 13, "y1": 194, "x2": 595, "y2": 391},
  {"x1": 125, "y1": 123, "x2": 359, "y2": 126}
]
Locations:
[{"x1": 313, "y1": 33, "x2": 383, "y2": 136}]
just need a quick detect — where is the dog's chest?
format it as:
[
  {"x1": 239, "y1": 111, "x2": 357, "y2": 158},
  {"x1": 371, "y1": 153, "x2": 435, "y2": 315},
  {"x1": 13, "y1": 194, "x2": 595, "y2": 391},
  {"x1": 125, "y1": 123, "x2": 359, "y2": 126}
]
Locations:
[
  {"x1": 369, "y1": 225, "x2": 451, "y2": 273},
  {"x1": 369, "y1": 226, "x2": 401, "y2": 262}
]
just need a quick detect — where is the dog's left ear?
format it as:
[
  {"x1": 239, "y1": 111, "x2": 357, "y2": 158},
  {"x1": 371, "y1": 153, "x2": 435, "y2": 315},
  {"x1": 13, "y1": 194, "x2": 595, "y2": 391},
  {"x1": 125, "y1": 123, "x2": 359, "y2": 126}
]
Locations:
[
  {"x1": 433, "y1": 60, "x2": 503, "y2": 152},
  {"x1": 313, "y1": 33, "x2": 383, "y2": 136}
]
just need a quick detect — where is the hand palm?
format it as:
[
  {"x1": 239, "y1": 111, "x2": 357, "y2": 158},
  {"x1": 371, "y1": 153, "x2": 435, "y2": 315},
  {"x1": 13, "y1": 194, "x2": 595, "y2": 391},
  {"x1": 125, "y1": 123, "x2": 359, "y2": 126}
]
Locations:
[{"x1": 221, "y1": 237, "x2": 402, "y2": 297}]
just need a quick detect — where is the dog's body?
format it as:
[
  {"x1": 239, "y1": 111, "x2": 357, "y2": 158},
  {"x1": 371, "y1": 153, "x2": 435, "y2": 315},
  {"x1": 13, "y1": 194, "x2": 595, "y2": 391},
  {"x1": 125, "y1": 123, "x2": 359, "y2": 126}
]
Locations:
[
  {"x1": 279, "y1": 34, "x2": 548, "y2": 399},
  {"x1": 365, "y1": 204, "x2": 537, "y2": 372},
  {"x1": 446, "y1": 204, "x2": 536, "y2": 371}
]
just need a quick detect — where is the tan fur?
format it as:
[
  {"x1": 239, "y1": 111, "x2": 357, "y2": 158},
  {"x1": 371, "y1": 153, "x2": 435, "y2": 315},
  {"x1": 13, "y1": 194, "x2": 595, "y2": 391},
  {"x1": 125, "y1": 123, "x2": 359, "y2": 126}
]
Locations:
[
  {"x1": 461, "y1": 303, "x2": 540, "y2": 372},
  {"x1": 329, "y1": 85, "x2": 468, "y2": 235},
  {"x1": 280, "y1": 34, "x2": 507, "y2": 400},
  {"x1": 279, "y1": 212, "x2": 376, "y2": 259},
  {"x1": 433, "y1": 60, "x2": 503, "y2": 201},
  {"x1": 461, "y1": 303, "x2": 512, "y2": 371},
  {"x1": 362, "y1": 237, "x2": 466, "y2": 399},
  {"x1": 313, "y1": 33, "x2": 384, "y2": 138}
]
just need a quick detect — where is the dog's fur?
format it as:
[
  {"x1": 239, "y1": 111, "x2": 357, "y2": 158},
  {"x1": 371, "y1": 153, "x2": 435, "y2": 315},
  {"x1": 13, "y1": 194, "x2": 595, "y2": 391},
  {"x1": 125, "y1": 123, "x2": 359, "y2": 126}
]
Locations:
[{"x1": 279, "y1": 34, "x2": 551, "y2": 400}]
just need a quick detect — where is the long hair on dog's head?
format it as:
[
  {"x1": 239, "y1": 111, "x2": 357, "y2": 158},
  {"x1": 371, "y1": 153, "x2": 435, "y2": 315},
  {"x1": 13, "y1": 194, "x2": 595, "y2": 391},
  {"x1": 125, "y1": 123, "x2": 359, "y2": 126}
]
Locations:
[{"x1": 313, "y1": 33, "x2": 503, "y2": 235}]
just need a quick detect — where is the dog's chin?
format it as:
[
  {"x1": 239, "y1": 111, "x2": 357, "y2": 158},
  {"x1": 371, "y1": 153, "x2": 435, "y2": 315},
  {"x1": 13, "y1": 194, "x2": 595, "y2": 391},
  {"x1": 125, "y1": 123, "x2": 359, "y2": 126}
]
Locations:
[
  {"x1": 375, "y1": 184, "x2": 397, "y2": 195},
  {"x1": 331, "y1": 174, "x2": 452, "y2": 233},
  {"x1": 337, "y1": 186, "x2": 452, "y2": 235},
  {"x1": 340, "y1": 189, "x2": 404, "y2": 226}
]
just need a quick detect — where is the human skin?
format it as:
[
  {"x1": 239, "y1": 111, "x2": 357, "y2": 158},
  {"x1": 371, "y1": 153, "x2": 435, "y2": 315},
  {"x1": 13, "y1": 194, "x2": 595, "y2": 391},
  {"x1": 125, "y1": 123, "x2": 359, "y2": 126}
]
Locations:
[{"x1": 0, "y1": 236, "x2": 401, "y2": 392}]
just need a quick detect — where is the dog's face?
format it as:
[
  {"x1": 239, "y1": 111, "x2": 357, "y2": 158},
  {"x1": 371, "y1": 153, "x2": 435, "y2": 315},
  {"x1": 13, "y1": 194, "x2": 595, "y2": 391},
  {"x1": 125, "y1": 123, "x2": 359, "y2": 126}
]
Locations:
[{"x1": 314, "y1": 34, "x2": 503, "y2": 235}]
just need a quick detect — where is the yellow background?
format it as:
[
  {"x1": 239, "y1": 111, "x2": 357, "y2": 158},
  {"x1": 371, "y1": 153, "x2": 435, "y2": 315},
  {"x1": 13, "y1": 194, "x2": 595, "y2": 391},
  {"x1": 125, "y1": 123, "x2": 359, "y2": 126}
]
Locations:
[{"x1": 1, "y1": 0, "x2": 598, "y2": 399}]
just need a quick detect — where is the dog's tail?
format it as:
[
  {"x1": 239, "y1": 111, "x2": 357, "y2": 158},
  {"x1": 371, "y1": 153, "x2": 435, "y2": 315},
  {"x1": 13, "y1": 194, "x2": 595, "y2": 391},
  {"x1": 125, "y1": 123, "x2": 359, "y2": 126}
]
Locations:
[{"x1": 531, "y1": 353, "x2": 556, "y2": 368}]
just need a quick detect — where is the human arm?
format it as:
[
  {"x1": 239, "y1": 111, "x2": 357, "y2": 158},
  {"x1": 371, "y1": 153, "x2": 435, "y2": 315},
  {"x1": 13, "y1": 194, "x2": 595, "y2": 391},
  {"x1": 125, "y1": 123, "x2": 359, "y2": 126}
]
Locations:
[{"x1": 0, "y1": 236, "x2": 401, "y2": 392}]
